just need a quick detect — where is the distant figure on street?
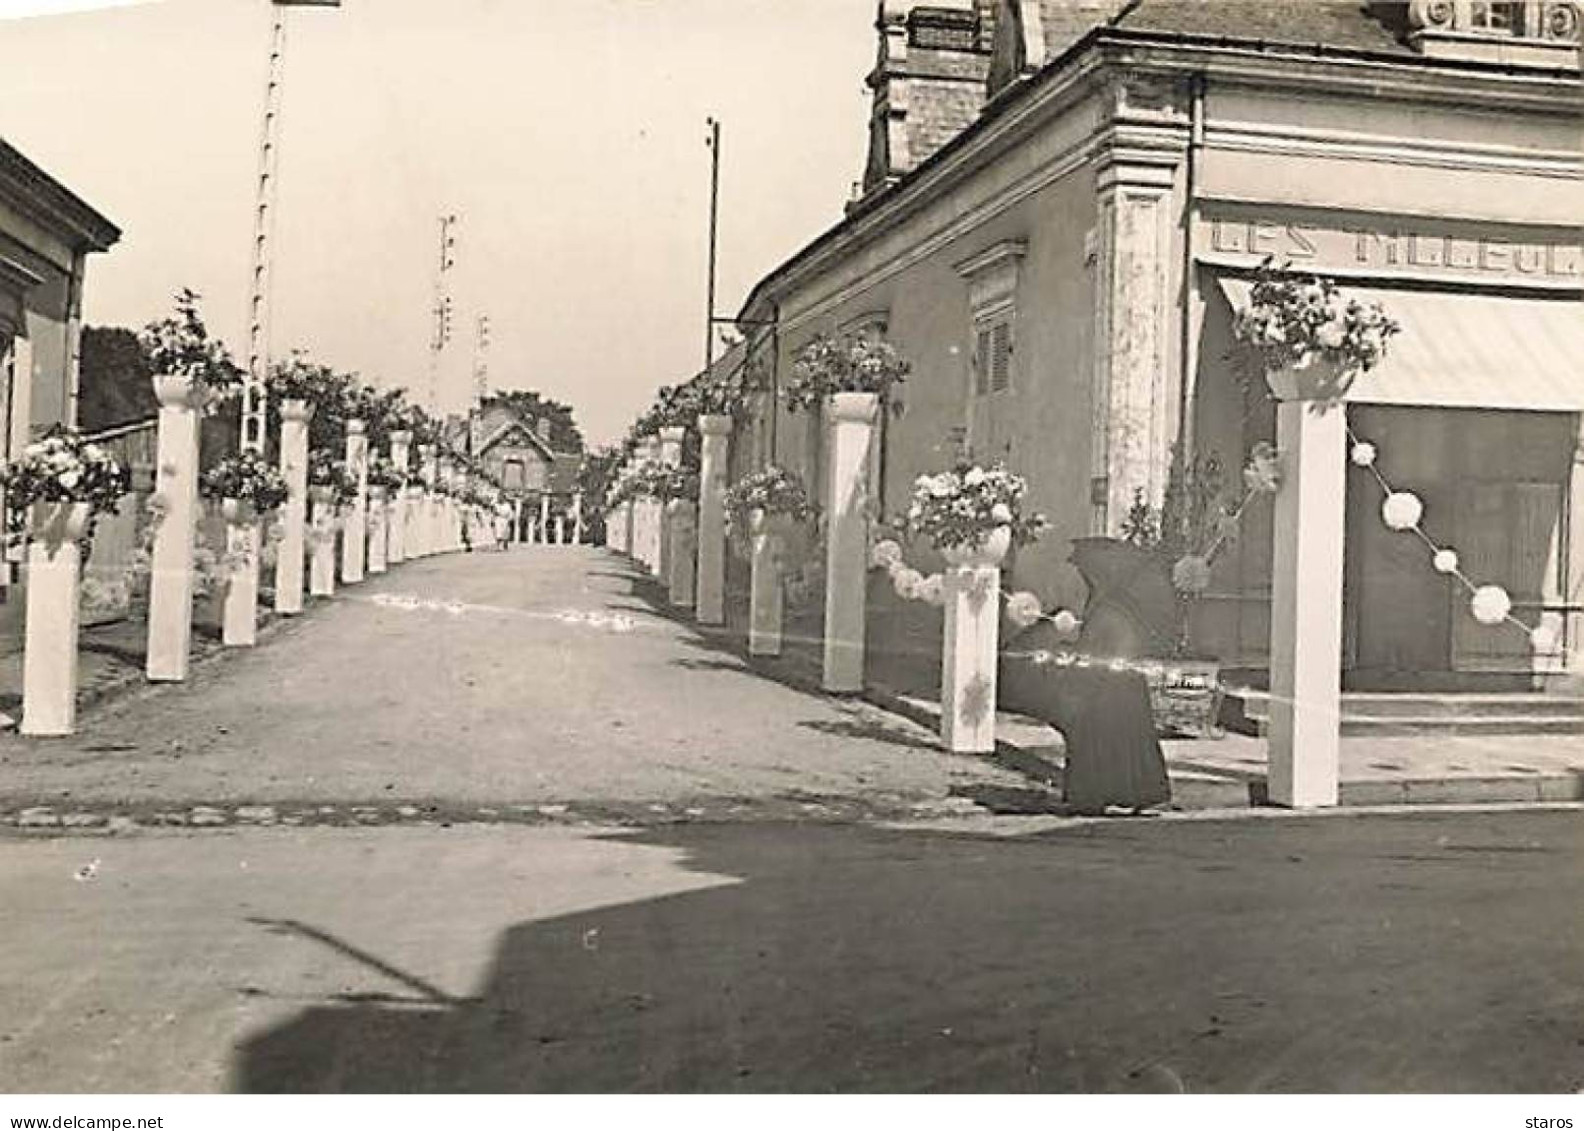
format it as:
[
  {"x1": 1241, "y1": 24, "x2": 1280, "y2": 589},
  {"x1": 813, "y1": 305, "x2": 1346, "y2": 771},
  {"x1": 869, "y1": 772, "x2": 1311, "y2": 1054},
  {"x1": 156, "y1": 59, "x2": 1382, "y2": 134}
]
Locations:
[{"x1": 493, "y1": 511, "x2": 510, "y2": 551}]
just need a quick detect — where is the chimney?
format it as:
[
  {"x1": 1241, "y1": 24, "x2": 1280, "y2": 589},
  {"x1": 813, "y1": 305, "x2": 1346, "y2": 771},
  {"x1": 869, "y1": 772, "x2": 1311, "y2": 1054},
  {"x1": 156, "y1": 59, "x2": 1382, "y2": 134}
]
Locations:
[{"x1": 857, "y1": 2, "x2": 990, "y2": 201}]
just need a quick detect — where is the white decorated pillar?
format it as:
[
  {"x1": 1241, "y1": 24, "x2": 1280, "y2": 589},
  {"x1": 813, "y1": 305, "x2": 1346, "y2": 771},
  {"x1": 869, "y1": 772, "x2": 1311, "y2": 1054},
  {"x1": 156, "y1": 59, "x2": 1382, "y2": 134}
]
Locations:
[
  {"x1": 658, "y1": 426, "x2": 685, "y2": 585},
  {"x1": 20, "y1": 503, "x2": 90, "y2": 736},
  {"x1": 417, "y1": 444, "x2": 437, "y2": 557},
  {"x1": 572, "y1": 492, "x2": 585, "y2": 545},
  {"x1": 387, "y1": 430, "x2": 411, "y2": 564},
  {"x1": 939, "y1": 531, "x2": 1010, "y2": 754},
  {"x1": 309, "y1": 487, "x2": 337, "y2": 597},
  {"x1": 822, "y1": 392, "x2": 878, "y2": 692},
  {"x1": 554, "y1": 514, "x2": 566, "y2": 546},
  {"x1": 696, "y1": 414, "x2": 731, "y2": 625},
  {"x1": 274, "y1": 399, "x2": 313, "y2": 614},
  {"x1": 367, "y1": 486, "x2": 388, "y2": 574},
  {"x1": 667, "y1": 498, "x2": 696, "y2": 608},
  {"x1": 748, "y1": 509, "x2": 784, "y2": 656},
  {"x1": 341, "y1": 419, "x2": 368, "y2": 582},
  {"x1": 538, "y1": 494, "x2": 550, "y2": 547},
  {"x1": 147, "y1": 374, "x2": 203, "y2": 682},
  {"x1": 221, "y1": 500, "x2": 261, "y2": 647},
  {"x1": 1267, "y1": 374, "x2": 1347, "y2": 808}
]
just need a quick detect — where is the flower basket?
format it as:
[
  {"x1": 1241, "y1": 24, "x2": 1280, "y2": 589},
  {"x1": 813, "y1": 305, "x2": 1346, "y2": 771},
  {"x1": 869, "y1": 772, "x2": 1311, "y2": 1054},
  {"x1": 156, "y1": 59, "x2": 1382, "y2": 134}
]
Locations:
[
  {"x1": 901, "y1": 463, "x2": 1045, "y2": 559},
  {"x1": 1, "y1": 428, "x2": 130, "y2": 543},
  {"x1": 1144, "y1": 659, "x2": 1224, "y2": 740},
  {"x1": 140, "y1": 290, "x2": 244, "y2": 408},
  {"x1": 782, "y1": 334, "x2": 909, "y2": 415},
  {"x1": 202, "y1": 451, "x2": 288, "y2": 516}
]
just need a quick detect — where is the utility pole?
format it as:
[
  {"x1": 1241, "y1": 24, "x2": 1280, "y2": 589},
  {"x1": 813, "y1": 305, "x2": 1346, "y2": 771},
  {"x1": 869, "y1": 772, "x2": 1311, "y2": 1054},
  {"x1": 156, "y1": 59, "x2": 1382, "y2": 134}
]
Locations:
[
  {"x1": 428, "y1": 213, "x2": 459, "y2": 418},
  {"x1": 243, "y1": 0, "x2": 341, "y2": 456},
  {"x1": 704, "y1": 116, "x2": 720, "y2": 375}
]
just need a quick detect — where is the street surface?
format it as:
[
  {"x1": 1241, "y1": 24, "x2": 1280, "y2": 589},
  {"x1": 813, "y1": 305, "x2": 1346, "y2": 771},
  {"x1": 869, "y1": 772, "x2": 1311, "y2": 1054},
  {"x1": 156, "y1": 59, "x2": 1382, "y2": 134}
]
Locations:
[
  {"x1": 0, "y1": 548, "x2": 1579, "y2": 1093},
  {"x1": 0, "y1": 548, "x2": 1026, "y2": 814},
  {"x1": 1, "y1": 813, "x2": 1581, "y2": 1092}
]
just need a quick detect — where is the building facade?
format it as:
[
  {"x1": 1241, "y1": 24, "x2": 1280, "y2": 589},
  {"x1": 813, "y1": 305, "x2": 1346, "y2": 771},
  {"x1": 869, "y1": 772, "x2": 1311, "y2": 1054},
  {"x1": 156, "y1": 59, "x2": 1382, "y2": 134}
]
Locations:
[{"x1": 736, "y1": 0, "x2": 1583, "y2": 690}]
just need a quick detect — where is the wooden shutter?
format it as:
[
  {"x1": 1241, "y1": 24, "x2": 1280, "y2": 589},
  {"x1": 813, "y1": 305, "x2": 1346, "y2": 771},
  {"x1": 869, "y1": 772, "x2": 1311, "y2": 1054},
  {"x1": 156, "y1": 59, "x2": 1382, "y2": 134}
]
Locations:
[
  {"x1": 973, "y1": 327, "x2": 991, "y2": 395},
  {"x1": 990, "y1": 320, "x2": 1012, "y2": 392}
]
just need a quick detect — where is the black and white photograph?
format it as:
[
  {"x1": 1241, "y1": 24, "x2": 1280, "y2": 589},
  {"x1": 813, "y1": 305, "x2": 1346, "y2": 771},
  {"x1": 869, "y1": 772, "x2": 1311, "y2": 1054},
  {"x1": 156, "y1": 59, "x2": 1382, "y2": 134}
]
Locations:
[{"x1": 0, "y1": 0, "x2": 1580, "y2": 1112}]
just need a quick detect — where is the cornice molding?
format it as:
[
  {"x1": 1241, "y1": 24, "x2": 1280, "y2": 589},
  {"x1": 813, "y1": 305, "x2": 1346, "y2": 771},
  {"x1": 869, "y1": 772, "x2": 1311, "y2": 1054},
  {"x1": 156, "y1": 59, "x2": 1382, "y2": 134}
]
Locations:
[{"x1": 0, "y1": 140, "x2": 119, "y2": 253}]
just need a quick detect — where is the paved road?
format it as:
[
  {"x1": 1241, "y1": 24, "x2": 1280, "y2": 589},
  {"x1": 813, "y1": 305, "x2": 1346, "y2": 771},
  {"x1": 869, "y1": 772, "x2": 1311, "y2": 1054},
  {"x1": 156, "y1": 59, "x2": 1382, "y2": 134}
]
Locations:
[
  {"x1": 1, "y1": 809, "x2": 1580, "y2": 1092},
  {"x1": 0, "y1": 548, "x2": 1025, "y2": 813}
]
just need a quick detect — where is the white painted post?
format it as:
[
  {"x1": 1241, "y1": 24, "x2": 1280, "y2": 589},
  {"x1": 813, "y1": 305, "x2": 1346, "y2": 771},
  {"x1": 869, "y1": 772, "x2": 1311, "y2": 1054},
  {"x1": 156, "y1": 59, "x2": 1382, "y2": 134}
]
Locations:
[
  {"x1": 367, "y1": 486, "x2": 388, "y2": 574},
  {"x1": 221, "y1": 501, "x2": 261, "y2": 647},
  {"x1": 387, "y1": 430, "x2": 411, "y2": 564},
  {"x1": 822, "y1": 392, "x2": 878, "y2": 692},
  {"x1": 748, "y1": 509, "x2": 784, "y2": 656},
  {"x1": 572, "y1": 492, "x2": 585, "y2": 545},
  {"x1": 274, "y1": 399, "x2": 313, "y2": 614},
  {"x1": 20, "y1": 503, "x2": 89, "y2": 736},
  {"x1": 1267, "y1": 390, "x2": 1347, "y2": 808},
  {"x1": 553, "y1": 514, "x2": 564, "y2": 545},
  {"x1": 696, "y1": 414, "x2": 731, "y2": 625},
  {"x1": 939, "y1": 543, "x2": 1007, "y2": 754},
  {"x1": 668, "y1": 498, "x2": 696, "y2": 608},
  {"x1": 309, "y1": 488, "x2": 337, "y2": 597},
  {"x1": 147, "y1": 374, "x2": 202, "y2": 682},
  {"x1": 658, "y1": 426, "x2": 685, "y2": 586},
  {"x1": 341, "y1": 419, "x2": 367, "y2": 583},
  {"x1": 418, "y1": 444, "x2": 437, "y2": 557}
]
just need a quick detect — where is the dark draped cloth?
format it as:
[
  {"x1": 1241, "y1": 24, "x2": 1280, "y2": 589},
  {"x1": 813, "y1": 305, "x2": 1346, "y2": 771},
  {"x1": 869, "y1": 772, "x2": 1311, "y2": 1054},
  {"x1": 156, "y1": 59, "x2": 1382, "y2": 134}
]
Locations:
[{"x1": 1000, "y1": 647, "x2": 1171, "y2": 814}]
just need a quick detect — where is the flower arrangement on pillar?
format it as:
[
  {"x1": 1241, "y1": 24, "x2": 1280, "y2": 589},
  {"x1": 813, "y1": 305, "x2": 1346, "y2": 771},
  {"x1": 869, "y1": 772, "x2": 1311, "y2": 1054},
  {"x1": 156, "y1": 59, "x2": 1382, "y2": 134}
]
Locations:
[
  {"x1": 139, "y1": 289, "x2": 246, "y2": 414},
  {"x1": 0, "y1": 429, "x2": 130, "y2": 736},
  {"x1": 723, "y1": 465, "x2": 817, "y2": 658},
  {"x1": 1232, "y1": 263, "x2": 1397, "y2": 807},
  {"x1": 1233, "y1": 260, "x2": 1399, "y2": 405},
  {"x1": 888, "y1": 462, "x2": 1046, "y2": 753},
  {"x1": 201, "y1": 451, "x2": 289, "y2": 647},
  {"x1": 781, "y1": 333, "x2": 910, "y2": 414}
]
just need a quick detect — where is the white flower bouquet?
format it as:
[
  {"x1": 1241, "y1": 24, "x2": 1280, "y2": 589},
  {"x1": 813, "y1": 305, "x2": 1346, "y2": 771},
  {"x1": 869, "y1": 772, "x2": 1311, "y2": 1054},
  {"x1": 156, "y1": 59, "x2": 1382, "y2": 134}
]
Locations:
[
  {"x1": 722, "y1": 464, "x2": 815, "y2": 534},
  {"x1": 0, "y1": 427, "x2": 130, "y2": 520},
  {"x1": 1232, "y1": 261, "x2": 1399, "y2": 381},
  {"x1": 900, "y1": 462, "x2": 1045, "y2": 553}
]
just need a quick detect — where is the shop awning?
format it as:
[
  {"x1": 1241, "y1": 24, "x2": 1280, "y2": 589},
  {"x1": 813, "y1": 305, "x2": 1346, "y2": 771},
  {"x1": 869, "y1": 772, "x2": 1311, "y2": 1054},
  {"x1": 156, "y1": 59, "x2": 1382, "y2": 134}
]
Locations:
[{"x1": 1217, "y1": 278, "x2": 1584, "y2": 412}]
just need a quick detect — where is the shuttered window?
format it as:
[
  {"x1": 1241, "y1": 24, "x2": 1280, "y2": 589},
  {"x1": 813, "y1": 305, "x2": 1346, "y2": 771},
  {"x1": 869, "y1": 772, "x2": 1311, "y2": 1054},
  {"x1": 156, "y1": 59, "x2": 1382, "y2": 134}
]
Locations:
[{"x1": 973, "y1": 317, "x2": 1013, "y2": 395}]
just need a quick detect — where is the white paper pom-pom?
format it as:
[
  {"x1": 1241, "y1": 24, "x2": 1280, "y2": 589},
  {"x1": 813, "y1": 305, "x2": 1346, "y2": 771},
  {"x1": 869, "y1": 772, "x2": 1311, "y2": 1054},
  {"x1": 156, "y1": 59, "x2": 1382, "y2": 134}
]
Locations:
[
  {"x1": 1050, "y1": 609, "x2": 1081, "y2": 639},
  {"x1": 1432, "y1": 549, "x2": 1459, "y2": 574},
  {"x1": 869, "y1": 539, "x2": 903, "y2": 570},
  {"x1": 1350, "y1": 441, "x2": 1377, "y2": 467},
  {"x1": 916, "y1": 574, "x2": 944, "y2": 607},
  {"x1": 1530, "y1": 622, "x2": 1560, "y2": 653},
  {"x1": 1470, "y1": 584, "x2": 1511, "y2": 626},
  {"x1": 1381, "y1": 491, "x2": 1423, "y2": 531},
  {"x1": 1005, "y1": 590, "x2": 1043, "y2": 629},
  {"x1": 891, "y1": 566, "x2": 925, "y2": 600}
]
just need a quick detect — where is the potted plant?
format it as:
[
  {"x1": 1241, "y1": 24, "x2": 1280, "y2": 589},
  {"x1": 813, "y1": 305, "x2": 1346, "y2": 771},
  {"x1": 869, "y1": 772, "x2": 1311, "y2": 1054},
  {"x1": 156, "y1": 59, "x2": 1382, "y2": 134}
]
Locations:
[
  {"x1": 0, "y1": 427, "x2": 130, "y2": 548},
  {"x1": 306, "y1": 450, "x2": 356, "y2": 509},
  {"x1": 723, "y1": 464, "x2": 816, "y2": 554},
  {"x1": 139, "y1": 289, "x2": 245, "y2": 410},
  {"x1": 781, "y1": 333, "x2": 910, "y2": 416},
  {"x1": 1233, "y1": 260, "x2": 1399, "y2": 403},
  {"x1": 898, "y1": 462, "x2": 1045, "y2": 568},
  {"x1": 201, "y1": 451, "x2": 289, "y2": 524}
]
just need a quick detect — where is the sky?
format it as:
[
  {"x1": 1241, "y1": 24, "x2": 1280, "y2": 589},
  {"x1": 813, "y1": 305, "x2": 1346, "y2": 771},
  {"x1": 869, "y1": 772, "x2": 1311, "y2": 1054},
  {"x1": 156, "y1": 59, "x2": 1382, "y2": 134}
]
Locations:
[{"x1": 0, "y1": 0, "x2": 881, "y2": 444}]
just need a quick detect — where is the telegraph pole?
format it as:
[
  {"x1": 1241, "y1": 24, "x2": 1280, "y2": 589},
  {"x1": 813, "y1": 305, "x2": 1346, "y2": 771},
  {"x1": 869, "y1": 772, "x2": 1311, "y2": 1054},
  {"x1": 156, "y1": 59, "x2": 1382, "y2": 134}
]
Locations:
[
  {"x1": 242, "y1": 0, "x2": 341, "y2": 456},
  {"x1": 704, "y1": 116, "x2": 720, "y2": 374},
  {"x1": 428, "y1": 213, "x2": 459, "y2": 417},
  {"x1": 469, "y1": 313, "x2": 490, "y2": 457}
]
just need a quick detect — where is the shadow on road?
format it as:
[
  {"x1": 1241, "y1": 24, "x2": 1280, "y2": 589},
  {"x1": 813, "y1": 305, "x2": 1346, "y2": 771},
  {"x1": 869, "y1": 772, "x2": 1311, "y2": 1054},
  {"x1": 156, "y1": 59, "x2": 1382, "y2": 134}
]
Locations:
[{"x1": 230, "y1": 813, "x2": 1584, "y2": 1093}]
